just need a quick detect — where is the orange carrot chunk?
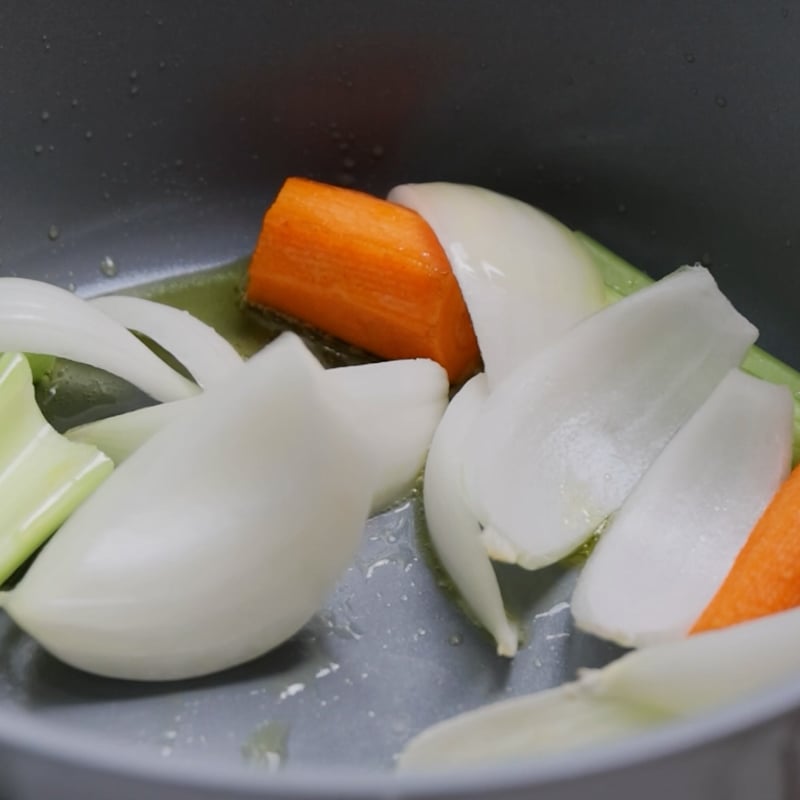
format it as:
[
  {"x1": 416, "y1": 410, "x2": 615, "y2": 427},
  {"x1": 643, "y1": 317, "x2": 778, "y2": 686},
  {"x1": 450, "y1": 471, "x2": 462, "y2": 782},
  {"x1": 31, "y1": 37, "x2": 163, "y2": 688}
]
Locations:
[
  {"x1": 245, "y1": 177, "x2": 480, "y2": 383},
  {"x1": 691, "y1": 463, "x2": 800, "y2": 634}
]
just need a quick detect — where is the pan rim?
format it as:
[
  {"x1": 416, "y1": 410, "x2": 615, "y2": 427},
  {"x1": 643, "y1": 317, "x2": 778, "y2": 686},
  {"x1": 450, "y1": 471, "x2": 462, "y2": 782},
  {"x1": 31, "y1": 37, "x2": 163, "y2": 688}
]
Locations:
[{"x1": 1, "y1": 665, "x2": 799, "y2": 797}]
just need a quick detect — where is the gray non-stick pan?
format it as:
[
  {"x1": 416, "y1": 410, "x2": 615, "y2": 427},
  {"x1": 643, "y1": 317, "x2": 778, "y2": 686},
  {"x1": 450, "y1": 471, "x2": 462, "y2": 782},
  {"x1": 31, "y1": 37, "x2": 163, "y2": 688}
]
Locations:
[{"x1": 2, "y1": 2, "x2": 800, "y2": 798}]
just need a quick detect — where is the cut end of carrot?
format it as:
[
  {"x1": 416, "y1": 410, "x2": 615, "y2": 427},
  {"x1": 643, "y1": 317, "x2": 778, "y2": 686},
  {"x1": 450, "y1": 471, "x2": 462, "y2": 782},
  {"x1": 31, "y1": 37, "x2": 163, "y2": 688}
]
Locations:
[
  {"x1": 245, "y1": 177, "x2": 480, "y2": 382},
  {"x1": 691, "y1": 463, "x2": 800, "y2": 634}
]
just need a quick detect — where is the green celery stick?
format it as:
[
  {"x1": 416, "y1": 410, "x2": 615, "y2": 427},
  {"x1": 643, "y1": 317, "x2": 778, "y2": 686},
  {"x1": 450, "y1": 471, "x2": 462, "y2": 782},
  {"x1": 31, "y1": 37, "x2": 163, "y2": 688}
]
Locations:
[
  {"x1": 576, "y1": 232, "x2": 800, "y2": 465},
  {"x1": 0, "y1": 352, "x2": 113, "y2": 585}
]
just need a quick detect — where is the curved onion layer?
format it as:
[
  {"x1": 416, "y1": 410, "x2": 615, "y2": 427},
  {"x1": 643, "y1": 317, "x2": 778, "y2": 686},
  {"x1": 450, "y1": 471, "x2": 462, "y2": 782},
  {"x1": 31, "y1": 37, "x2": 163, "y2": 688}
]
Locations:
[
  {"x1": 66, "y1": 401, "x2": 191, "y2": 465},
  {"x1": 572, "y1": 370, "x2": 792, "y2": 647},
  {"x1": 68, "y1": 358, "x2": 448, "y2": 514},
  {"x1": 2, "y1": 334, "x2": 372, "y2": 681},
  {"x1": 388, "y1": 182, "x2": 606, "y2": 389},
  {"x1": 329, "y1": 359, "x2": 448, "y2": 514},
  {"x1": 398, "y1": 605, "x2": 800, "y2": 770},
  {"x1": 91, "y1": 295, "x2": 243, "y2": 388},
  {"x1": 423, "y1": 374, "x2": 518, "y2": 656},
  {"x1": 462, "y1": 267, "x2": 758, "y2": 569},
  {"x1": 0, "y1": 278, "x2": 198, "y2": 402}
]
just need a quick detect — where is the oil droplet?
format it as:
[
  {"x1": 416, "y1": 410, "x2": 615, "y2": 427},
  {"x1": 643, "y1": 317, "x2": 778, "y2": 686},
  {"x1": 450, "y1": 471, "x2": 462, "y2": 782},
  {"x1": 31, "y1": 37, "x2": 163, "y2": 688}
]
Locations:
[
  {"x1": 617, "y1": 202, "x2": 627, "y2": 214},
  {"x1": 100, "y1": 256, "x2": 117, "y2": 277},
  {"x1": 364, "y1": 557, "x2": 391, "y2": 579},
  {"x1": 684, "y1": 52, "x2": 696, "y2": 63},
  {"x1": 47, "y1": 224, "x2": 59, "y2": 241},
  {"x1": 241, "y1": 721, "x2": 288, "y2": 770},
  {"x1": 448, "y1": 633, "x2": 463, "y2": 646},
  {"x1": 71, "y1": 98, "x2": 79, "y2": 108},
  {"x1": 158, "y1": 60, "x2": 167, "y2": 71},
  {"x1": 314, "y1": 662, "x2": 340, "y2": 679},
  {"x1": 84, "y1": 130, "x2": 94, "y2": 141},
  {"x1": 371, "y1": 144, "x2": 385, "y2": 158},
  {"x1": 33, "y1": 144, "x2": 44, "y2": 156},
  {"x1": 278, "y1": 682, "x2": 305, "y2": 700},
  {"x1": 40, "y1": 110, "x2": 50, "y2": 122},
  {"x1": 715, "y1": 95, "x2": 728, "y2": 108},
  {"x1": 129, "y1": 69, "x2": 139, "y2": 81},
  {"x1": 130, "y1": 85, "x2": 140, "y2": 98},
  {"x1": 342, "y1": 156, "x2": 356, "y2": 170}
]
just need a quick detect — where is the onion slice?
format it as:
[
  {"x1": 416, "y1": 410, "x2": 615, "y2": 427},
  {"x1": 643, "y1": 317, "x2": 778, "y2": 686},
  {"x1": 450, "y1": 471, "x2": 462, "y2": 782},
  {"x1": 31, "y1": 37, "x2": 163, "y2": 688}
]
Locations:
[
  {"x1": 423, "y1": 374, "x2": 518, "y2": 656},
  {"x1": 462, "y1": 267, "x2": 758, "y2": 569},
  {"x1": 90, "y1": 295, "x2": 243, "y2": 388},
  {"x1": 388, "y1": 182, "x2": 606, "y2": 389},
  {"x1": 68, "y1": 358, "x2": 449, "y2": 514},
  {"x1": 0, "y1": 278, "x2": 198, "y2": 401},
  {"x1": 398, "y1": 605, "x2": 800, "y2": 770},
  {"x1": 2, "y1": 333, "x2": 372, "y2": 681},
  {"x1": 397, "y1": 680, "x2": 664, "y2": 771},
  {"x1": 330, "y1": 359, "x2": 448, "y2": 514},
  {"x1": 572, "y1": 370, "x2": 793, "y2": 647},
  {"x1": 65, "y1": 401, "x2": 191, "y2": 465}
]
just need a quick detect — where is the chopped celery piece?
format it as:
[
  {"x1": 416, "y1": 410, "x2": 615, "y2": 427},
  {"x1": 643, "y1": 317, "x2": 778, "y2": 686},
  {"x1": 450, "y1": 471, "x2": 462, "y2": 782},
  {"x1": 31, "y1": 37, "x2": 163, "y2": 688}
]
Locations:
[
  {"x1": 576, "y1": 231, "x2": 800, "y2": 465},
  {"x1": 575, "y1": 233, "x2": 654, "y2": 302},
  {"x1": 0, "y1": 352, "x2": 113, "y2": 585}
]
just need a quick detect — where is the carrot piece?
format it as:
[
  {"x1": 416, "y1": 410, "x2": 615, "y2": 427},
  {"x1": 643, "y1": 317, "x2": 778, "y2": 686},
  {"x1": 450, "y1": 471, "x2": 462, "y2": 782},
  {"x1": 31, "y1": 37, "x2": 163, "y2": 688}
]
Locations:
[
  {"x1": 691, "y1": 464, "x2": 800, "y2": 634},
  {"x1": 245, "y1": 177, "x2": 480, "y2": 382}
]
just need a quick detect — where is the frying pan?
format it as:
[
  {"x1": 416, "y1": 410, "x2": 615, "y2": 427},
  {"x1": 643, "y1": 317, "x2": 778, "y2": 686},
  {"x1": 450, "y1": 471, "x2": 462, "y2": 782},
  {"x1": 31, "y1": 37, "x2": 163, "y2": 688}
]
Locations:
[{"x1": 1, "y1": 1, "x2": 800, "y2": 797}]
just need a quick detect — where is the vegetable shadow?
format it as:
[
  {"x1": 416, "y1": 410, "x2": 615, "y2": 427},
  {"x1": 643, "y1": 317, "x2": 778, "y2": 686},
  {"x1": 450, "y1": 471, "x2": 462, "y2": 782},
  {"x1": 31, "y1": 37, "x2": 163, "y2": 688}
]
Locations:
[{"x1": 0, "y1": 617, "x2": 323, "y2": 711}]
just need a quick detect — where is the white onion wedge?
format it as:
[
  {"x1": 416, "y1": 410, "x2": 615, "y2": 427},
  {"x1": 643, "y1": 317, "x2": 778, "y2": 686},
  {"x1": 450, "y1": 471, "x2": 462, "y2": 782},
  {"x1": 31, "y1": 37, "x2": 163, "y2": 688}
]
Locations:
[
  {"x1": 1, "y1": 333, "x2": 372, "y2": 681},
  {"x1": 601, "y1": 605, "x2": 800, "y2": 715},
  {"x1": 398, "y1": 605, "x2": 800, "y2": 770},
  {"x1": 0, "y1": 278, "x2": 198, "y2": 402},
  {"x1": 462, "y1": 267, "x2": 758, "y2": 569},
  {"x1": 572, "y1": 370, "x2": 793, "y2": 647},
  {"x1": 90, "y1": 295, "x2": 243, "y2": 388},
  {"x1": 65, "y1": 401, "x2": 192, "y2": 465},
  {"x1": 67, "y1": 358, "x2": 449, "y2": 514},
  {"x1": 397, "y1": 680, "x2": 665, "y2": 770},
  {"x1": 330, "y1": 359, "x2": 448, "y2": 514},
  {"x1": 388, "y1": 182, "x2": 606, "y2": 389},
  {"x1": 423, "y1": 374, "x2": 518, "y2": 656}
]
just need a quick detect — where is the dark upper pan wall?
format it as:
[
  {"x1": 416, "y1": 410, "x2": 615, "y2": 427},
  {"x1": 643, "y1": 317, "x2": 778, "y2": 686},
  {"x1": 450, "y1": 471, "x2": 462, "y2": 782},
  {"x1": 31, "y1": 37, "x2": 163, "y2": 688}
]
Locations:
[{"x1": 0, "y1": 0, "x2": 798, "y2": 360}]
